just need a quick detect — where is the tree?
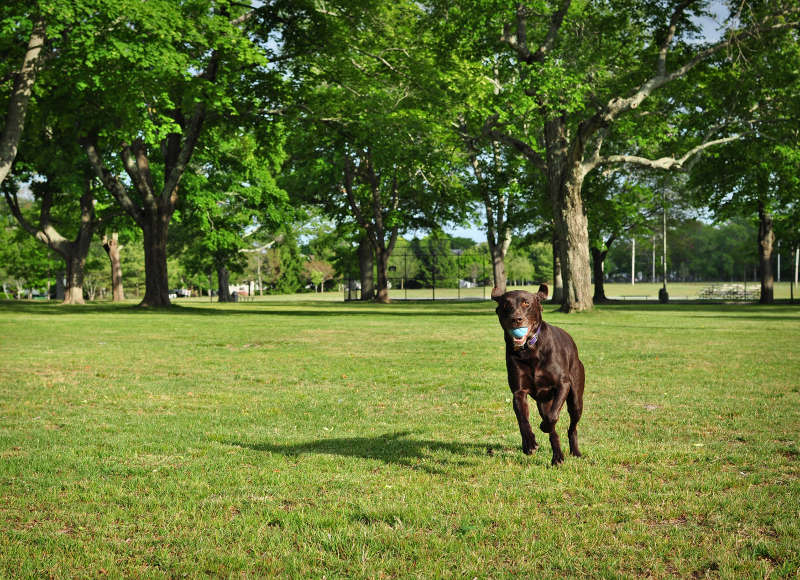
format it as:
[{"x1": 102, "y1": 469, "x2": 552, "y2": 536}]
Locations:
[
  {"x1": 0, "y1": 202, "x2": 59, "y2": 298},
  {"x1": 2, "y1": 3, "x2": 106, "y2": 304},
  {"x1": 283, "y1": 0, "x2": 464, "y2": 303},
  {"x1": 3, "y1": 172, "x2": 96, "y2": 304},
  {"x1": 585, "y1": 172, "x2": 660, "y2": 302},
  {"x1": 261, "y1": 228, "x2": 305, "y2": 294},
  {"x1": 456, "y1": 132, "x2": 530, "y2": 292},
  {"x1": 436, "y1": 0, "x2": 799, "y2": 312},
  {"x1": 304, "y1": 258, "x2": 336, "y2": 292},
  {"x1": 101, "y1": 233, "x2": 124, "y2": 301},
  {"x1": 687, "y1": 19, "x2": 800, "y2": 303},
  {"x1": 60, "y1": 2, "x2": 264, "y2": 307},
  {"x1": 410, "y1": 231, "x2": 458, "y2": 288},
  {"x1": 447, "y1": 49, "x2": 550, "y2": 293},
  {"x1": 2, "y1": 105, "x2": 103, "y2": 305},
  {"x1": 172, "y1": 125, "x2": 288, "y2": 302}
]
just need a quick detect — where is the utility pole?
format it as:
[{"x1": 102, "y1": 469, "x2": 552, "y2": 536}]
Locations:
[
  {"x1": 631, "y1": 238, "x2": 635, "y2": 285},
  {"x1": 652, "y1": 236, "x2": 656, "y2": 283},
  {"x1": 659, "y1": 190, "x2": 669, "y2": 303}
]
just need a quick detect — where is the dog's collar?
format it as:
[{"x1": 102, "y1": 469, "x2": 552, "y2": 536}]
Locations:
[{"x1": 514, "y1": 324, "x2": 542, "y2": 351}]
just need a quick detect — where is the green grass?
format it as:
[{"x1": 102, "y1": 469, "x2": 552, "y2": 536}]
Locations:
[{"x1": 1, "y1": 298, "x2": 798, "y2": 577}]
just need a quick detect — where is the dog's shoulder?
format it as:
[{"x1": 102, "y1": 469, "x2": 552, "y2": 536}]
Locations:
[{"x1": 541, "y1": 321, "x2": 579, "y2": 351}]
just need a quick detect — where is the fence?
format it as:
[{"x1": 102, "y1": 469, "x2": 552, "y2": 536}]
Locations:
[{"x1": 343, "y1": 249, "x2": 537, "y2": 301}]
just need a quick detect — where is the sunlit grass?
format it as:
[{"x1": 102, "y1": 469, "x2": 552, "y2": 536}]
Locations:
[{"x1": 1, "y1": 299, "x2": 798, "y2": 577}]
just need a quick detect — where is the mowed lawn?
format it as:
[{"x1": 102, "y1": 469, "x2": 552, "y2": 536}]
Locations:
[{"x1": 1, "y1": 299, "x2": 798, "y2": 578}]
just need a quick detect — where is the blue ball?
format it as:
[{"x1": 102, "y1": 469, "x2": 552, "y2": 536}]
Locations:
[{"x1": 510, "y1": 327, "x2": 528, "y2": 338}]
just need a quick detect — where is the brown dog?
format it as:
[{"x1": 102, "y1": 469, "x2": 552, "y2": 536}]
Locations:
[{"x1": 492, "y1": 284, "x2": 585, "y2": 465}]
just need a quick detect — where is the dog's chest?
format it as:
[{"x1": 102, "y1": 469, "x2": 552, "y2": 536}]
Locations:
[{"x1": 510, "y1": 351, "x2": 556, "y2": 389}]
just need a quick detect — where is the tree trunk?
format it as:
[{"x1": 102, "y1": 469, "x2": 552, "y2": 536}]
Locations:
[
  {"x1": 55, "y1": 274, "x2": 65, "y2": 300},
  {"x1": 472, "y1": 138, "x2": 511, "y2": 293},
  {"x1": 358, "y1": 234, "x2": 374, "y2": 301},
  {"x1": 63, "y1": 254, "x2": 86, "y2": 305},
  {"x1": 591, "y1": 246, "x2": 608, "y2": 303},
  {"x1": 375, "y1": 250, "x2": 391, "y2": 303},
  {"x1": 102, "y1": 232, "x2": 125, "y2": 301},
  {"x1": 758, "y1": 200, "x2": 774, "y2": 304},
  {"x1": 257, "y1": 255, "x2": 264, "y2": 296},
  {"x1": 140, "y1": 218, "x2": 171, "y2": 307},
  {"x1": 217, "y1": 265, "x2": 232, "y2": 302},
  {"x1": 490, "y1": 250, "x2": 508, "y2": 293},
  {"x1": 486, "y1": 217, "x2": 511, "y2": 292},
  {"x1": 552, "y1": 176, "x2": 593, "y2": 313},
  {"x1": 544, "y1": 118, "x2": 592, "y2": 313},
  {"x1": 551, "y1": 229, "x2": 563, "y2": 304},
  {"x1": 0, "y1": 18, "x2": 45, "y2": 186}
]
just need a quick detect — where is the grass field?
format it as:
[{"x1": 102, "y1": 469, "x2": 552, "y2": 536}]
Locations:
[{"x1": 1, "y1": 298, "x2": 799, "y2": 577}]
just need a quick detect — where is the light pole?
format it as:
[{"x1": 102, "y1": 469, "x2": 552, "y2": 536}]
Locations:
[{"x1": 658, "y1": 190, "x2": 669, "y2": 304}]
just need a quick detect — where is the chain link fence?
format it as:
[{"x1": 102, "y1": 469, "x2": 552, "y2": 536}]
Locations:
[{"x1": 344, "y1": 249, "x2": 535, "y2": 301}]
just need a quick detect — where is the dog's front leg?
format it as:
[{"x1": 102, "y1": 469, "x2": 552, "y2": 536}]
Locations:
[
  {"x1": 536, "y1": 383, "x2": 570, "y2": 465},
  {"x1": 512, "y1": 389, "x2": 538, "y2": 454}
]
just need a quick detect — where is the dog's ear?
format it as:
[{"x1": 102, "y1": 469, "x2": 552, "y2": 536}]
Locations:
[
  {"x1": 491, "y1": 287, "x2": 504, "y2": 302},
  {"x1": 537, "y1": 283, "x2": 549, "y2": 301}
]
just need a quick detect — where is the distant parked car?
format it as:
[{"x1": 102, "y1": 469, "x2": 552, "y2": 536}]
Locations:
[{"x1": 169, "y1": 288, "x2": 191, "y2": 298}]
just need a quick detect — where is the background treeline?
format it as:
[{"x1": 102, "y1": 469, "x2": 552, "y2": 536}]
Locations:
[
  {"x1": 1, "y1": 1, "x2": 798, "y2": 306},
  {"x1": 2, "y1": 197, "x2": 775, "y2": 299}
]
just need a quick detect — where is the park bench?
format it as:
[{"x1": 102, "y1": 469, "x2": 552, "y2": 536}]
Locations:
[{"x1": 699, "y1": 284, "x2": 760, "y2": 301}]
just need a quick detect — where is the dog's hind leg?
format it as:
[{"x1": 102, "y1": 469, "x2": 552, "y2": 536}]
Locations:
[{"x1": 566, "y1": 384, "x2": 583, "y2": 458}]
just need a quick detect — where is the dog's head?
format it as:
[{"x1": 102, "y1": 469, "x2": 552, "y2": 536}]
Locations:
[{"x1": 491, "y1": 284, "x2": 548, "y2": 349}]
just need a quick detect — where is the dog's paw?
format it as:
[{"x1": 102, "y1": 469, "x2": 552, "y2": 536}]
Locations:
[
  {"x1": 550, "y1": 454, "x2": 565, "y2": 466},
  {"x1": 522, "y1": 442, "x2": 539, "y2": 455}
]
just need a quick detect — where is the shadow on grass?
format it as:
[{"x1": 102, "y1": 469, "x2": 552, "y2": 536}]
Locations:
[
  {"x1": 0, "y1": 300, "x2": 495, "y2": 318},
  {"x1": 225, "y1": 431, "x2": 501, "y2": 474},
  {"x1": 596, "y1": 302, "x2": 800, "y2": 322},
  {"x1": 2, "y1": 299, "x2": 797, "y2": 321}
]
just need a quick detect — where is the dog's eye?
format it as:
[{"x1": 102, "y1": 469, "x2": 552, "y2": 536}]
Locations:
[{"x1": 522, "y1": 300, "x2": 529, "y2": 307}]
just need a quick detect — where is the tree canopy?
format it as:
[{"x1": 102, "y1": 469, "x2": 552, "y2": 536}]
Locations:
[{"x1": 1, "y1": 0, "x2": 798, "y2": 304}]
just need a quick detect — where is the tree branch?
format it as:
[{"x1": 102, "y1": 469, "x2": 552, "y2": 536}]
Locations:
[
  {"x1": 485, "y1": 128, "x2": 547, "y2": 172},
  {"x1": 341, "y1": 153, "x2": 370, "y2": 238},
  {"x1": 3, "y1": 188, "x2": 38, "y2": 238},
  {"x1": 82, "y1": 137, "x2": 144, "y2": 224},
  {"x1": 502, "y1": 1, "x2": 571, "y2": 65},
  {"x1": 121, "y1": 140, "x2": 157, "y2": 209},
  {"x1": 599, "y1": 3, "x2": 799, "y2": 129},
  {"x1": 350, "y1": 45, "x2": 401, "y2": 76},
  {"x1": 529, "y1": 0, "x2": 571, "y2": 64},
  {"x1": 0, "y1": 17, "x2": 46, "y2": 185},
  {"x1": 161, "y1": 52, "x2": 219, "y2": 208},
  {"x1": 599, "y1": 134, "x2": 743, "y2": 173},
  {"x1": 3, "y1": 180, "x2": 70, "y2": 252}
]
